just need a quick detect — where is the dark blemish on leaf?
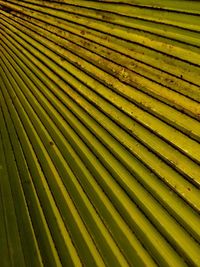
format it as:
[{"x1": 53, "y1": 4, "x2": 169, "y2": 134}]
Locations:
[
  {"x1": 1, "y1": 6, "x2": 12, "y2": 13},
  {"x1": 23, "y1": 179, "x2": 31, "y2": 185}
]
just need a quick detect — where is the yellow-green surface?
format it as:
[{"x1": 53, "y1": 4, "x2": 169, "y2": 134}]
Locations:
[{"x1": 0, "y1": 0, "x2": 200, "y2": 266}]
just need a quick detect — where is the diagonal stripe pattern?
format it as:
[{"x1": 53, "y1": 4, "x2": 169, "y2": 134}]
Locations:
[{"x1": 0, "y1": 1, "x2": 200, "y2": 266}]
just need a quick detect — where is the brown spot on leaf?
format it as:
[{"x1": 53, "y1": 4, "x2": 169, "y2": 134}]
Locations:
[{"x1": 49, "y1": 141, "x2": 54, "y2": 146}]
